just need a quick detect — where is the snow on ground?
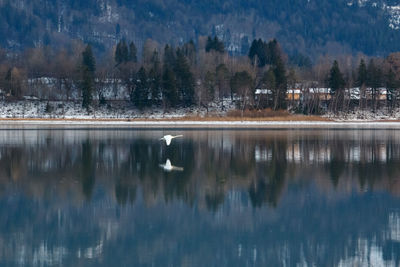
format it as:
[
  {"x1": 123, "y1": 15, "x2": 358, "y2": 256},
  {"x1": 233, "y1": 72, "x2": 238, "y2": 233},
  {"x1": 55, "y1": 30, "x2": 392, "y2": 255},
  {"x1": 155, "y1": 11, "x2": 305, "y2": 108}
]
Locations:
[
  {"x1": 0, "y1": 100, "x2": 236, "y2": 120},
  {"x1": 2, "y1": 100, "x2": 400, "y2": 127},
  {"x1": 324, "y1": 108, "x2": 400, "y2": 121}
]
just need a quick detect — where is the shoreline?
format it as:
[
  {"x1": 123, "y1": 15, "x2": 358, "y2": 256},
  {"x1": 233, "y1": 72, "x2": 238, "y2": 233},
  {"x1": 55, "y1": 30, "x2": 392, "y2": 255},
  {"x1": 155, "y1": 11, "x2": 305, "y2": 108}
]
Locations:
[{"x1": 1, "y1": 118, "x2": 400, "y2": 128}]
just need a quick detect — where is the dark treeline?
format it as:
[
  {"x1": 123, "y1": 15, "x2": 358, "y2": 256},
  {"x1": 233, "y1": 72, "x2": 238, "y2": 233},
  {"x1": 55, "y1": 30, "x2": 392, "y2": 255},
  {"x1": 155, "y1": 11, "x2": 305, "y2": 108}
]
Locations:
[{"x1": 1, "y1": 36, "x2": 400, "y2": 114}]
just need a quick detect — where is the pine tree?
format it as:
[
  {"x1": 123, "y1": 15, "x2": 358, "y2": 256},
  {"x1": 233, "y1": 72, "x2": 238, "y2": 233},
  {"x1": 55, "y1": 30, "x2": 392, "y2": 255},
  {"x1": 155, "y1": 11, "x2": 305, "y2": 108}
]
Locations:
[
  {"x1": 248, "y1": 39, "x2": 267, "y2": 66},
  {"x1": 82, "y1": 45, "x2": 96, "y2": 73},
  {"x1": 149, "y1": 50, "x2": 161, "y2": 105},
  {"x1": 263, "y1": 69, "x2": 276, "y2": 90},
  {"x1": 149, "y1": 68, "x2": 161, "y2": 105},
  {"x1": 248, "y1": 39, "x2": 259, "y2": 65},
  {"x1": 366, "y1": 59, "x2": 382, "y2": 111},
  {"x1": 163, "y1": 45, "x2": 176, "y2": 68},
  {"x1": 4, "y1": 67, "x2": 22, "y2": 98},
  {"x1": 81, "y1": 69, "x2": 94, "y2": 110},
  {"x1": 356, "y1": 59, "x2": 368, "y2": 109},
  {"x1": 214, "y1": 36, "x2": 225, "y2": 53},
  {"x1": 115, "y1": 41, "x2": 122, "y2": 65},
  {"x1": 81, "y1": 44, "x2": 96, "y2": 109},
  {"x1": 128, "y1": 42, "x2": 137, "y2": 62},
  {"x1": 115, "y1": 40, "x2": 129, "y2": 65},
  {"x1": 162, "y1": 67, "x2": 178, "y2": 107},
  {"x1": 133, "y1": 67, "x2": 148, "y2": 109},
  {"x1": 183, "y1": 40, "x2": 196, "y2": 65},
  {"x1": 328, "y1": 60, "x2": 345, "y2": 112},
  {"x1": 174, "y1": 49, "x2": 195, "y2": 106},
  {"x1": 205, "y1": 36, "x2": 224, "y2": 53},
  {"x1": 261, "y1": 68, "x2": 276, "y2": 108},
  {"x1": 205, "y1": 36, "x2": 213, "y2": 52},
  {"x1": 268, "y1": 39, "x2": 281, "y2": 66},
  {"x1": 328, "y1": 60, "x2": 345, "y2": 95},
  {"x1": 215, "y1": 64, "x2": 230, "y2": 99},
  {"x1": 386, "y1": 68, "x2": 398, "y2": 111},
  {"x1": 248, "y1": 39, "x2": 283, "y2": 68},
  {"x1": 230, "y1": 71, "x2": 253, "y2": 113},
  {"x1": 356, "y1": 59, "x2": 367, "y2": 87},
  {"x1": 272, "y1": 56, "x2": 287, "y2": 110},
  {"x1": 203, "y1": 71, "x2": 215, "y2": 106},
  {"x1": 120, "y1": 40, "x2": 129, "y2": 63}
]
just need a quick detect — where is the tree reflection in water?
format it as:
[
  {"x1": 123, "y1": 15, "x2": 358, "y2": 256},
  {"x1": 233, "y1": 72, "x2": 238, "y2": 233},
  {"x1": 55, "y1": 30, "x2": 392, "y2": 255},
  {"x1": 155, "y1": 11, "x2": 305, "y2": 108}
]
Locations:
[{"x1": 0, "y1": 129, "x2": 398, "y2": 265}]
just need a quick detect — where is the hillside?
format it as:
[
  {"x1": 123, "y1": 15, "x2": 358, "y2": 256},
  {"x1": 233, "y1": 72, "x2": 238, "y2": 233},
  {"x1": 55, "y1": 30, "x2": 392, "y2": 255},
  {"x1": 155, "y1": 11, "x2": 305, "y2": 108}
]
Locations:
[{"x1": 1, "y1": 0, "x2": 400, "y2": 58}]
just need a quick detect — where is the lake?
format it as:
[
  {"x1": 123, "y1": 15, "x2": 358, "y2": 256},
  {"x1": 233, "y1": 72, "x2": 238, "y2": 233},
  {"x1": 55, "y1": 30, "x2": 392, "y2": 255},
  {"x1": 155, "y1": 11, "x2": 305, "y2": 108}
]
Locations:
[{"x1": 0, "y1": 128, "x2": 399, "y2": 266}]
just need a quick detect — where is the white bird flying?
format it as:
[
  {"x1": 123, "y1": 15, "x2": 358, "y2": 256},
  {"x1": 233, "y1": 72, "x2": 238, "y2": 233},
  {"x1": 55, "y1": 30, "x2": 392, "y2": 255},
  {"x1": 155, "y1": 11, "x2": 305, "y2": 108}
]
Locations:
[
  {"x1": 159, "y1": 159, "x2": 184, "y2": 172},
  {"x1": 160, "y1": 134, "x2": 183, "y2": 146}
]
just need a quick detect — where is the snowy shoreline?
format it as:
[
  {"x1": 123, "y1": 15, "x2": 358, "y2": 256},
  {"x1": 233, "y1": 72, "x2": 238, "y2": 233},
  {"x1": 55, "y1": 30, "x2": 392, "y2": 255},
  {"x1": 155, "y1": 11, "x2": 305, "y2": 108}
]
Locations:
[
  {"x1": 1, "y1": 119, "x2": 400, "y2": 128},
  {"x1": 0, "y1": 100, "x2": 400, "y2": 128}
]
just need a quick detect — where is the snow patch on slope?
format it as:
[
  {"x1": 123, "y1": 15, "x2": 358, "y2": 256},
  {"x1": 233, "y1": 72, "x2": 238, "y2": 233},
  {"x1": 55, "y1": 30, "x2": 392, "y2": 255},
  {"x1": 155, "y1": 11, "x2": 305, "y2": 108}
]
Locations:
[
  {"x1": 347, "y1": 0, "x2": 400, "y2": 30},
  {"x1": 387, "y1": 5, "x2": 400, "y2": 29}
]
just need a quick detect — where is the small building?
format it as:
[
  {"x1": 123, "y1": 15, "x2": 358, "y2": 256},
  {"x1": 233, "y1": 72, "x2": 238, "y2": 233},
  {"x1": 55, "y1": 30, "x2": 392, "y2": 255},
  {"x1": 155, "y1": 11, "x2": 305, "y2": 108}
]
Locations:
[
  {"x1": 286, "y1": 89, "x2": 301, "y2": 100},
  {"x1": 307, "y1": 88, "x2": 332, "y2": 100}
]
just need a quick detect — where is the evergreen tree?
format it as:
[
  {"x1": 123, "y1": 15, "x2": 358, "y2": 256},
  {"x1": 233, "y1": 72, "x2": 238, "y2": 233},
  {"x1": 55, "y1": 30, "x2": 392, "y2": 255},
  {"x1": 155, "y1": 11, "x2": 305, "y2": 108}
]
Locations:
[
  {"x1": 248, "y1": 39, "x2": 259, "y2": 65},
  {"x1": 203, "y1": 71, "x2": 215, "y2": 105},
  {"x1": 248, "y1": 39, "x2": 263, "y2": 66},
  {"x1": 82, "y1": 44, "x2": 96, "y2": 73},
  {"x1": 162, "y1": 67, "x2": 178, "y2": 107},
  {"x1": 149, "y1": 68, "x2": 161, "y2": 105},
  {"x1": 128, "y1": 42, "x2": 137, "y2": 63},
  {"x1": 205, "y1": 36, "x2": 213, "y2": 52},
  {"x1": 356, "y1": 59, "x2": 367, "y2": 87},
  {"x1": 328, "y1": 60, "x2": 345, "y2": 95},
  {"x1": 120, "y1": 40, "x2": 129, "y2": 63},
  {"x1": 214, "y1": 36, "x2": 225, "y2": 53},
  {"x1": 328, "y1": 60, "x2": 345, "y2": 112},
  {"x1": 133, "y1": 67, "x2": 148, "y2": 109},
  {"x1": 174, "y1": 49, "x2": 195, "y2": 106},
  {"x1": 356, "y1": 59, "x2": 368, "y2": 109},
  {"x1": 248, "y1": 38, "x2": 283, "y2": 67},
  {"x1": 268, "y1": 39, "x2": 281, "y2": 66},
  {"x1": 215, "y1": 64, "x2": 230, "y2": 99},
  {"x1": 366, "y1": 59, "x2": 382, "y2": 111},
  {"x1": 115, "y1": 41, "x2": 123, "y2": 64},
  {"x1": 4, "y1": 67, "x2": 22, "y2": 98},
  {"x1": 263, "y1": 69, "x2": 276, "y2": 90},
  {"x1": 205, "y1": 36, "x2": 224, "y2": 53},
  {"x1": 366, "y1": 59, "x2": 382, "y2": 89},
  {"x1": 81, "y1": 44, "x2": 96, "y2": 109},
  {"x1": 272, "y1": 56, "x2": 287, "y2": 110},
  {"x1": 386, "y1": 68, "x2": 398, "y2": 111},
  {"x1": 115, "y1": 40, "x2": 129, "y2": 64},
  {"x1": 260, "y1": 68, "x2": 276, "y2": 108},
  {"x1": 149, "y1": 50, "x2": 161, "y2": 105},
  {"x1": 240, "y1": 36, "x2": 250, "y2": 55},
  {"x1": 163, "y1": 45, "x2": 176, "y2": 68},
  {"x1": 230, "y1": 71, "x2": 254, "y2": 112},
  {"x1": 183, "y1": 40, "x2": 196, "y2": 65}
]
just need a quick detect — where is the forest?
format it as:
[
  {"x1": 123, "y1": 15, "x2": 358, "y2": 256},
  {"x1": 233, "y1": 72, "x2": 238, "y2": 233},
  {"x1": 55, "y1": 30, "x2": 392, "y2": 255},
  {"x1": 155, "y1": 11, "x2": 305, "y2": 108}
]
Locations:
[
  {"x1": 1, "y1": 35, "x2": 400, "y2": 117},
  {"x1": 1, "y1": 0, "x2": 400, "y2": 58}
]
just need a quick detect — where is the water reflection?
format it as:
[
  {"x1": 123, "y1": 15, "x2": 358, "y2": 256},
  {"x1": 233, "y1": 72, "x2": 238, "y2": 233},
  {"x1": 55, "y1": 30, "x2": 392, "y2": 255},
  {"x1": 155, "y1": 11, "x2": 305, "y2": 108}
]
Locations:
[
  {"x1": 159, "y1": 159, "x2": 184, "y2": 172},
  {"x1": 0, "y1": 129, "x2": 399, "y2": 265}
]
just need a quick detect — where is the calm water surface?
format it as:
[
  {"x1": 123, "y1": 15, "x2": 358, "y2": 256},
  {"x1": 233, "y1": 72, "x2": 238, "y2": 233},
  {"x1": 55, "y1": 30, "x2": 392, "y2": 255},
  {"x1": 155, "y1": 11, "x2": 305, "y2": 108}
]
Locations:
[{"x1": 0, "y1": 128, "x2": 400, "y2": 266}]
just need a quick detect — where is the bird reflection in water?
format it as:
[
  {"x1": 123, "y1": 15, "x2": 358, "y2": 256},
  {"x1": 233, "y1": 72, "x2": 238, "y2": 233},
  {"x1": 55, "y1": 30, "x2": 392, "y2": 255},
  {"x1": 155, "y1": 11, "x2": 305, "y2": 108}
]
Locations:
[{"x1": 159, "y1": 159, "x2": 184, "y2": 172}]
